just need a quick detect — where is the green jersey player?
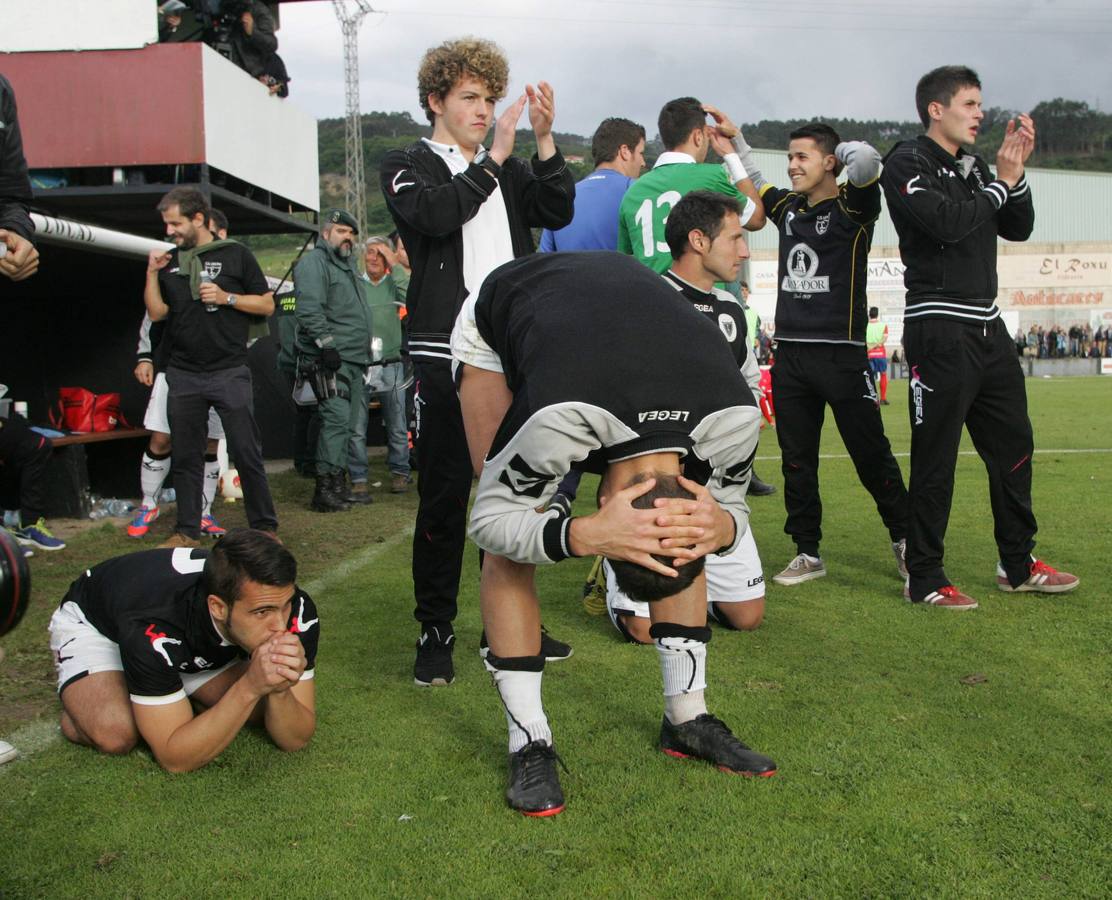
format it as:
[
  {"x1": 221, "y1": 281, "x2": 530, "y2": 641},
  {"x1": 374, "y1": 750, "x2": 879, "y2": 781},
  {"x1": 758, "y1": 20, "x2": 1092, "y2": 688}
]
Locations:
[{"x1": 618, "y1": 98, "x2": 765, "y2": 273}]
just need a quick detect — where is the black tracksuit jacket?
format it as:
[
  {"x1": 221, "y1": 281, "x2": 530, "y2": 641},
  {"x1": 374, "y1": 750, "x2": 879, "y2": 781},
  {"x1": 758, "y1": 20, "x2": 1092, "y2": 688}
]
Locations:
[
  {"x1": 881, "y1": 135, "x2": 1034, "y2": 323},
  {"x1": 379, "y1": 140, "x2": 575, "y2": 363},
  {"x1": 0, "y1": 74, "x2": 34, "y2": 242}
]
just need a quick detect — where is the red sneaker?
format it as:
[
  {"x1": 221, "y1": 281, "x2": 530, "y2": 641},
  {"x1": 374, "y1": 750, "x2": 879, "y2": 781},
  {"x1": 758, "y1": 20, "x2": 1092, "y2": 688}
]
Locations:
[
  {"x1": 126, "y1": 506, "x2": 159, "y2": 538},
  {"x1": 904, "y1": 582, "x2": 978, "y2": 610},
  {"x1": 997, "y1": 560, "x2": 1079, "y2": 594}
]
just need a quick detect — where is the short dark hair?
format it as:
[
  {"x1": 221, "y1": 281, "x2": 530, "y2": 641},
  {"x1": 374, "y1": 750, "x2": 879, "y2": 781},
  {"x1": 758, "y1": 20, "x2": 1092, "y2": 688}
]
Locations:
[
  {"x1": 915, "y1": 65, "x2": 981, "y2": 129},
  {"x1": 789, "y1": 122, "x2": 841, "y2": 157},
  {"x1": 157, "y1": 186, "x2": 209, "y2": 222},
  {"x1": 789, "y1": 122, "x2": 843, "y2": 176},
  {"x1": 664, "y1": 190, "x2": 742, "y2": 259},
  {"x1": 869, "y1": 306, "x2": 879, "y2": 318},
  {"x1": 606, "y1": 473, "x2": 707, "y2": 603},
  {"x1": 591, "y1": 117, "x2": 646, "y2": 167},
  {"x1": 202, "y1": 529, "x2": 297, "y2": 607},
  {"x1": 208, "y1": 207, "x2": 229, "y2": 234},
  {"x1": 658, "y1": 97, "x2": 705, "y2": 151}
]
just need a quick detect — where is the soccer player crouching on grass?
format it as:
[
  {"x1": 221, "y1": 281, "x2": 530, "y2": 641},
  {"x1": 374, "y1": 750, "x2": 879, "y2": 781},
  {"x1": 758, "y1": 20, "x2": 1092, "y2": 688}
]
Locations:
[
  {"x1": 605, "y1": 191, "x2": 766, "y2": 642},
  {"x1": 48, "y1": 529, "x2": 317, "y2": 772},
  {"x1": 454, "y1": 251, "x2": 776, "y2": 817}
]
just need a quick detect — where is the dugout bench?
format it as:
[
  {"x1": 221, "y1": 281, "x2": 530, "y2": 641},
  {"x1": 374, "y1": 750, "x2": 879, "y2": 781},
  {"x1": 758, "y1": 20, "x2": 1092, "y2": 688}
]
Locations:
[{"x1": 45, "y1": 427, "x2": 151, "y2": 518}]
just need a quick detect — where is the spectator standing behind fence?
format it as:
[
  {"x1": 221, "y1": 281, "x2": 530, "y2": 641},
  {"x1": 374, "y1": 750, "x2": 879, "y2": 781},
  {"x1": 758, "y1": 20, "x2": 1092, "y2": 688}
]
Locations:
[{"x1": 349, "y1": 237, "x2": 411, "y2": 496}]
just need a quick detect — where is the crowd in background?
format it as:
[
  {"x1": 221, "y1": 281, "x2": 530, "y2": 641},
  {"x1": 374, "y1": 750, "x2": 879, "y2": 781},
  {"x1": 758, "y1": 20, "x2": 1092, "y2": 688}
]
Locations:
[{"x1": 1014, "y1": 323, "x2": 1112, "y2": 358}]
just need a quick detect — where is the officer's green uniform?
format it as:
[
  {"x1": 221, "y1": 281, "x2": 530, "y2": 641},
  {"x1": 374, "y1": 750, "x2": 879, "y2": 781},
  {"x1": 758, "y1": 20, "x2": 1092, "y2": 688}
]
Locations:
[
  {"x1": 293, "y1": 239, "x2": 374, "y2": 476},
  {"x1": 272, "y1": 288, "x2": 320, "y2": 476}
]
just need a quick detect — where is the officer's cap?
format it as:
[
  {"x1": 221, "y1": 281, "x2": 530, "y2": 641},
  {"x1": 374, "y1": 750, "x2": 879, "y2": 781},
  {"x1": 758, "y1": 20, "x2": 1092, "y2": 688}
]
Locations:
[{"x1": 322, "y1": 208, "x2": 359, "y2": 233}]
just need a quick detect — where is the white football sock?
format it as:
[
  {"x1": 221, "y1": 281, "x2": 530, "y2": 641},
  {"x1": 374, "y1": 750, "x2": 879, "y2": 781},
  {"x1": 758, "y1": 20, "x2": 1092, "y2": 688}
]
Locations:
[
  {"x1": 485, "y1": 661, "x2": 551, "y2": 753},
  {"x1": 656, "y1": 634, "x2": 708, "y2": 725},
  {"x1": 140, "y1": 452, "x2": 171, "y2": 509},
  {"x1": 202, "y1": 455, "x2": 220, "y2": 517}
]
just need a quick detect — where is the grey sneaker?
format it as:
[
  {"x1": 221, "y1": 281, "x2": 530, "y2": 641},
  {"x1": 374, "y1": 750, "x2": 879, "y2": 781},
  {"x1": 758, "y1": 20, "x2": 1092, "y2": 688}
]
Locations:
[
  {"x1": 892, "y1": 539, "x2": 908, "y2": 579},
  {"x1": 772, "y1": 553, "x2": 826, "y2": 586}
]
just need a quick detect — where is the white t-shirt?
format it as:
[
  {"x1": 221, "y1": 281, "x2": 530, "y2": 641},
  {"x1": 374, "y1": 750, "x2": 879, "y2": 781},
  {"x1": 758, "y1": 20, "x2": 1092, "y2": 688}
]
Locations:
[{"x1": 422, "y1": 138, "x2": 515, "y2": 299}]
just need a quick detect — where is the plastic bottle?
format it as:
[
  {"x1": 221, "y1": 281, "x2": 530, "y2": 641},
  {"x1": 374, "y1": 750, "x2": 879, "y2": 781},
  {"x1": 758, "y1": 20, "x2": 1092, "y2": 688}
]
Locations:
[{"x1": 104, "y1": 499, "x2": 132, "y2": 517}]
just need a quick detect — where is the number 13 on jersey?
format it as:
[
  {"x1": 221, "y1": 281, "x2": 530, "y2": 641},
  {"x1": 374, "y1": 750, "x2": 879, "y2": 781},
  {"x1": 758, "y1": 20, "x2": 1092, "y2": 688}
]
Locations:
[{"x1": 634, "y1": 190, "x2": 682, "y2": 258}]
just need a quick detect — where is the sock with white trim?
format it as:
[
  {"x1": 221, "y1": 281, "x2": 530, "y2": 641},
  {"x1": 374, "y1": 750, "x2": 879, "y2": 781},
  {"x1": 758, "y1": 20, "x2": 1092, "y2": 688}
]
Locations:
[
  {"x1": 140, "y1": 450, "x2": 171, "y2": 509},
  {"x1": 484, "y1": 652, "x2": 551, "y2": 753},
  {"x1": 651, "y1": 622, "x2": 710, "y2": 725},
  {"x1": 202, "y1": 454, "x2": 220, "y2": 517}
]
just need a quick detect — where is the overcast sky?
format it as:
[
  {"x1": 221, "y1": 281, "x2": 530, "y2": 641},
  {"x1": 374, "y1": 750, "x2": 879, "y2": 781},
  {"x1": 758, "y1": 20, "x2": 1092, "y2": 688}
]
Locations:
[{"x1": 278, "y1": 0, "x2": 1112, "y2": 141}]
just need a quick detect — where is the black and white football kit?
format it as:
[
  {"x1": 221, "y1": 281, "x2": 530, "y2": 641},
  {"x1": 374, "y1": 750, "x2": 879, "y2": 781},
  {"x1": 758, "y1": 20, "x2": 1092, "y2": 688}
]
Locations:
[
  {"x1": 456, "y1": 252, "x2": 761, "y2": 565},
  {"x1": 882, "y1": 135, "x2": 1037, "y2": 597},
  {"x1": 48, "y1": 548, "x2": 318, "y2": 705},
  {"x1": 758, "y1": 144, "x2": 908, "y2": 558}
]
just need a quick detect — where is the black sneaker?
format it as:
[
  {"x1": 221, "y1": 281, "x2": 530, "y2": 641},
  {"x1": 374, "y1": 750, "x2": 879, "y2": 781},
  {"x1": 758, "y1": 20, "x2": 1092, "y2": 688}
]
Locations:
[
  {"x1": 479, "y1": 627, "x2": 573, "y2": 663},
  {"x1": 660, "y1": 713, "x2": 777, "y2": 777},
  {"x1": 414, "y1": 627, "x2": 455, "y2": 687},
  {"x1": 747, "y1": 471, "x2": 777, "y2": 497},
  {"x1": 540, "y1": 627, "x2": 573, "y2": 662},
  {"x1": 506, "y1": 740, "x2": 566, "y2": 817}
]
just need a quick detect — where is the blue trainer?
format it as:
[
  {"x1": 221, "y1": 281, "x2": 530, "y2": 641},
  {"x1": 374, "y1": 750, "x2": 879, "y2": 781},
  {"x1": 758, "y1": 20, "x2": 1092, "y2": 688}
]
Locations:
[{"x1": 15, "y1": 519, "x2": 66, "y2": 551}]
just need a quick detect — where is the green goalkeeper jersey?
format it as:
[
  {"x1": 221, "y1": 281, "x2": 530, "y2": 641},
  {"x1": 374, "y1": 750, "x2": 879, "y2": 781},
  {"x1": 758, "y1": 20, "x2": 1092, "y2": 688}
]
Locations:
[{"x1": 617, "y1": 159, "x2": 749, "y2": 274}]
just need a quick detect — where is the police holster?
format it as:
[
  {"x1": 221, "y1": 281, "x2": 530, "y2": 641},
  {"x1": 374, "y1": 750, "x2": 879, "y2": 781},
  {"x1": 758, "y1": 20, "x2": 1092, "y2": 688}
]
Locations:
[{"x1": 293, "y1": 354, "x2": 339, "y2": 406}]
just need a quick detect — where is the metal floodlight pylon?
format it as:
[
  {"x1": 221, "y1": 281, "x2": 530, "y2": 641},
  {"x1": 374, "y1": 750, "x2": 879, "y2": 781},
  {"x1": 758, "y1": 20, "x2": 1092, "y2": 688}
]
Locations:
[{"x1": 332, "y1": 0, "x2": 373, "y2": 238}]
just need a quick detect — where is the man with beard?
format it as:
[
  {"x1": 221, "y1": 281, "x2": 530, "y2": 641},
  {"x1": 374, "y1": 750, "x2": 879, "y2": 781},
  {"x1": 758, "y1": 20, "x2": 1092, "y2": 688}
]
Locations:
[
  {"x1": 144, "y1": 187, "x2": 277, "y2": 547},
  {"x1": 48, "y1": 529, "x2": 317, "y2": 771},
  {"x1": 293, "y1": 209, "x2": 376, "y2": 512}
]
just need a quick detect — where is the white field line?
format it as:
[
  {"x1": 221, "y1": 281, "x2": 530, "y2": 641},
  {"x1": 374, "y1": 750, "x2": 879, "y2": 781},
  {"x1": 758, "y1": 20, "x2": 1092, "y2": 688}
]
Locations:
[
  {"x1": 302, "y1": 524, "x2": 414, "y2": 596},
  {"x1": 0, "y1": 526, "x2": 415, "y2": 770},
  {"x1": 755, "y1": 448, "x2": 1112, "y2": 461}
]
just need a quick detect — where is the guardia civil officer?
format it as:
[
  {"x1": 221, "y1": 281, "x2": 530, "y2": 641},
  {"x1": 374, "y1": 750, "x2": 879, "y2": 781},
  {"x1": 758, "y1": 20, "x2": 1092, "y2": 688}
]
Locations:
[{"x1": 293, "y1": 209, "x2": 376, "y2": 513}]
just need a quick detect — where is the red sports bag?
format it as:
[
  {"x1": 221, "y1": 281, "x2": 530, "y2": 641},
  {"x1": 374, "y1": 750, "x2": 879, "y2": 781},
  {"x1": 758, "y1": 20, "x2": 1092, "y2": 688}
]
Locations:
[{"x1": 50, "y1": 387, "x2": 126, "y2": 433}]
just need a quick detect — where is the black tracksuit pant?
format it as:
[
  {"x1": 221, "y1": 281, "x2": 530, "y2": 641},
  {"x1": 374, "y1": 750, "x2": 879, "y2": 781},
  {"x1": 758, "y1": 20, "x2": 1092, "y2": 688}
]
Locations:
[
  {"x1": 411, "y1": 359, "x2": 473, "y2": 630},
  {"x1": 167, "y1": 365, "x2": 278, "y2": 538},
  {"x1": 772, "y1": 341, "x2": 908, "y2": 558},
  {"x1": 902, "y1": 317, "x2": 1037, "y2": 598},
  {"x1": 0, "y1": 414, "x2": 52, "y2": 525}
]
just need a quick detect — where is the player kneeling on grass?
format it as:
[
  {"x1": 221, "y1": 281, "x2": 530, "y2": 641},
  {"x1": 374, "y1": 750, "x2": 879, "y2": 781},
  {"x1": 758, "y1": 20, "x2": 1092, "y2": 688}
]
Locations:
[
  {"x1": 454, "y1": 251, "x2": 776, "y2": 817},
  {"x1": 49, "y1": 529, "x2": 317, "y2": 772},
  {"x1": 606, "y1": 191, "x2": 768, "y2": 642}
]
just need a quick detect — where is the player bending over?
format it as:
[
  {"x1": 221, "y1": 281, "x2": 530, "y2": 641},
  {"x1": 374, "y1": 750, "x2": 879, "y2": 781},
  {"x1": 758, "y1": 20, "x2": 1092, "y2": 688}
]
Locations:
[
  {"x1": 49, "y1": 529, "x2": 317, "y2": 772},
  {"x1": 453, "y1": 251, "x2": 776, "y2": 817}
]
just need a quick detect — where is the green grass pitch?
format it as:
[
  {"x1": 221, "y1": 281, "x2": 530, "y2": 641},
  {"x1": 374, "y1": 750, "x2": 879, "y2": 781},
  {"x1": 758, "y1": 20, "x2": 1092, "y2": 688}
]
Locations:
[{"x1": 1, "y1": 376, "x2": 1109, "y2": 898}]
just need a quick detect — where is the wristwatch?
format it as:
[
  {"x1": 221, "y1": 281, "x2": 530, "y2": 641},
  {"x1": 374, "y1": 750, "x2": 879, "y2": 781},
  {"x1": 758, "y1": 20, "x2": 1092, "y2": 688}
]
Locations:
[
  {"x1": 474, "y1": 149, "x2": 502, "y2": 179},
  {"x1": 226, "y1": 294, "x2": 238, "y2": 308}
]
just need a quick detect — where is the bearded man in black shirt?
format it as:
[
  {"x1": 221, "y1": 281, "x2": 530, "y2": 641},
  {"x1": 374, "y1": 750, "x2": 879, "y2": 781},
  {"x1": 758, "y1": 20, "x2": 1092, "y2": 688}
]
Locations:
[
  {"x1": 48, "y1": 529, "x2": 317, "y2": 771},
  {"x1": 143, "y1": 187, "x2": 278, "y2": 547}
]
